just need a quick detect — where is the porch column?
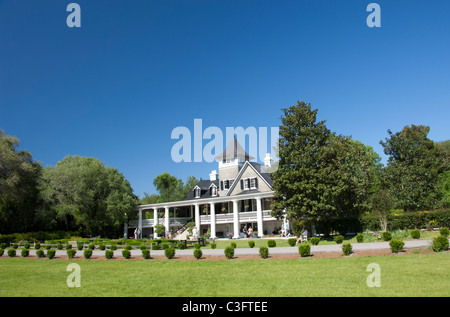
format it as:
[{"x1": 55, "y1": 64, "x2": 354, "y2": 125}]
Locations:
[
  {"x1": 232, "y1": 200, "x2": 239, "y2": 239},
  {"x1": 256, "y1": 197, "x2": 264, "y2": 238},
  {"x1": 164, "y1": 206, "x2": 170, "y2": 238},
  {"x1": 153, "y1": 208, "x2": 158, "y2": 238},
  {"x1": 194, "y1": 203, "x2": 200, "y2": 234},
  {"x1": 138, "y1": 208, "x2": 143, "y2": 239},
  {"x1": 210, "y1": 202, "x2": 216, "y2": 239}
]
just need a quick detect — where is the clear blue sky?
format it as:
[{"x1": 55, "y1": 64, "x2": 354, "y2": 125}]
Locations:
[{"x1": 1, "y1": 0, "x2": 449, "y2": 198}]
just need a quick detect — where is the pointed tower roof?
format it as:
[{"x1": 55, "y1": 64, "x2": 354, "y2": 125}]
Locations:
[{"x1": 214, "y1": 136, "x2": 254, "y2": 161}]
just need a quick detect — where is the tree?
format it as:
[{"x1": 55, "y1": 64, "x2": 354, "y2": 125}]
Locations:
[
  {"x1": 370, "y1": 189, "x2": 394, "y2": 232},
  {"x1": 145, "y1": 173, "x2": 199, "y2": 203},
  {"x1": 39, "y1": 156, "x2": 138, "y2": 236},
  {"x1": 0, "y1": 130, "x2": 42, "y2": 233},
  {"x1": 381, "y1": 125, "x2": 446, "y2": 211},
  {"x1": 271, "y1": 101, "x2": 382, "y2": 235}
]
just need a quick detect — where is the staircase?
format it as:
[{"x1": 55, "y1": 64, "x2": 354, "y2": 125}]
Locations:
[{"x1": 172, "y1": 218, "x2": 194, "y2": 240}]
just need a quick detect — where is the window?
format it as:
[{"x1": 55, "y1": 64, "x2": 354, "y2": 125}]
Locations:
[
  {"x1": 243, "y1": 178, "x2": 249, "y2": 190},
  {"x1": 194, "y1": 187, "x2": 201, "y2": 198},
  {"x1": 211, "y1": 185, "x2": 217, "y2": 197},
  {"x1": 250, "y1": 177, "x2": 257, "y2": 189}
]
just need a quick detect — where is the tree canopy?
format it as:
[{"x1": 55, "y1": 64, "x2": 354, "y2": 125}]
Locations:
[{"x1": 141, "y1": 173, "x2": 199, "y2": 204}]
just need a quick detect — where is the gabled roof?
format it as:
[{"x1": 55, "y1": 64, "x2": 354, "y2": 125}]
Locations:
[
  {"x1": 214, "y1": 136, "x2": 255, "y2": 160},
  {"x1": 225, "y1": 161, "x2": 273, "y2": 196}
]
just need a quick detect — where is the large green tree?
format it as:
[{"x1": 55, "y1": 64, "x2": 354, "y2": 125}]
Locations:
[
  {"x1": 0, "y1": 130, "x2": 42, "y2": 233},
  {"x1": 381, "y1": 125, "x2": 446, "y2": 211},
  {"x1": 38, "y1": 156, "x2": 138, "y2": 236},
  {"x1": 141, "y1": 173, "x2": 198, "y2": 204},
  {"x1": 271, "y1": 101, "x2": 379, "y2": 234}
]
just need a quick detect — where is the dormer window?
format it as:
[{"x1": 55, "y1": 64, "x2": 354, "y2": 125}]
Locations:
[
  {"x1": 240, "y1": 177, "x2": 258, "y2": 190},
  {"x1": 210, "y1": 185, "x2": 217, "y2": 197},
  {"x1": 194, "y1": 187, "x2": 201, "y2": 198}
]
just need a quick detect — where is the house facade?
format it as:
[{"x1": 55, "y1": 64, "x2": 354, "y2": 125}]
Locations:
[{"x1": 128, "y1": 137, "x2": 286, "y2": 239}]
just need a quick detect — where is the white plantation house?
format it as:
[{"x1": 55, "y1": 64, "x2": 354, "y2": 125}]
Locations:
[{"x1": 128, "y1": 137, "x2": 287, "y2": 239}]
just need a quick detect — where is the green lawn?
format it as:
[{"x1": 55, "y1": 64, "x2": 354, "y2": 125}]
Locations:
[
  {"x1": 1, "y1": 252, "x2": 448, "y2": 297},
  {"x1": 207, "y1": 230, "x2": 441, "y2": 249}
]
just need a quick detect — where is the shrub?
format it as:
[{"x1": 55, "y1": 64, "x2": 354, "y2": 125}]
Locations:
[
  {"x1": 410, "y1": 229, "x2": 421, "y2": 239},
  {"x1": 105, "y1": 250, "x2": 114, "y2": 259},
  {"x1": 165, "y1": 247, "x2": 175, "y2": 260},
  {"x1": 21, "y1": 249, "x2": 29, "y2": 257},
  {"x1": 248, "y1": 240, "x2": 255, "y2": 248},
  {"x1": 309, "y1": 237, "x2": 320, "y2": 245},
  {"x1": 122, "y1": 249, "x2": 131, "y2": 259},
  {"x1": 267, "y1": 240, "x2": 276, "y2": 248},
  {"x1": 439, "y1": 227, "x2": 449, "y2": 237},
  {"x1": 36, "y1": 249, "x2": 45, "y2": 258},
  {"x1": 431, "y1": 235, "x2": 449, "y2": 252},
  {"x1": 45, "y1": 244, "x2": 52, "y2": 250},
  {"x1": 230, "y1": 242, "x2": 237, "y2": 249},
  {"x1": 298, "y1": 244, "x2": 311, "y2": 257},
  {"x1": 0, "y1": 248, "x2": 3, "y2": 256},
  {"x1": 161, "y1": 243, "x2": 170, "y2": 250},
  {"x1": 66, "y1": 244, "x2": 72, "y2": 250},
  {"x1": 342, "y1": 243, "x2": 353, "y2": 256},
  {"x1": 35, "y1": 243, "x2": 41, "y2": 250},
  {"x1": 12, "y1": 243, "x2": 19, "y2": 249},
  {"x1": 83, "y1": 249, "x2": 93, "y2": 259},
  {"x1": 287, "y1": 238, "x2": 297, "y2": 247},
  {"x1": 67, "y1": 249, "x2": 76, "y2": 259},
  {"x1": 151, "y1": 244, "x2": 159, "y2": 250},
  {"x1": 47, "y1": 249, "x2": 56, "y2": 259},
  {"x1": 259, "y1": 246, "x2": 269, "y2": 259},
  {"x1": 333, "y1": 235, "x2": 344, "y2": 244},
  {"x1": 7, "y1": 248, "x2": 16, "y2": 257},
  {"x1": 77, "y1": 243, "x2": 83, "y2": 251},
  {"x1": 57, "y1": 243, "x2": 63, "y2": 250},
  {"x1": 381, "y1": 231, "x2": 392, "y2": 241},
  {"x1": 0, "y1": 243, "x2": 7, "y2": 249},
  {"x1": 193, "y1": 249, "x2": 202, "y2": 260},
  {"x1": 110, "y1": 244, "x2": 117, "y2": 251},
  {"x1": 142, "y1": 249, "x2": 150, "y2": 259},
  {"x1": 389, "y1": 240, "x2": 405, "y2": 253},
  {"x1": 139, "y1": 244, "x2": 147, "y2": 251},
  {"x1": 210, "y1": 243, "x2": 216, "y2": 249},
  {"x1": 124, "y1": 245, "x2": 132, "y2": 251},
  {"x1": 194, "y1": 243, "x2": 201, "y2": 250},
  {"x1": 24, "y1": 243, "x2": 30, "y2": 249},
  {"x1": 224, "y1": 246, "x2": 234, "y2": 259},
  {"x1": 356, "y1": 233, "x2": 364, "y2": 243},
  {"x1": 99, "y1": 244, "x2": 106, "y2": 250}
]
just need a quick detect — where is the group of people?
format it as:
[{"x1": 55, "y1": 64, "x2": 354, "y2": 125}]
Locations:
[
  {"x1": 242, "y1": 225, "x2": 254, "y2": 238},
  {"x1": 271, "y1": 223, "x2": 291, "y2": 237}
]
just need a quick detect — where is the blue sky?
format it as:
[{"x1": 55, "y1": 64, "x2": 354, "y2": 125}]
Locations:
[{"x1": 1, "y1": 0, "x2": 449, "y2": 198}]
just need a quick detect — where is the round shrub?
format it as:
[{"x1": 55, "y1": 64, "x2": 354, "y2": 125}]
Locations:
[
  {"x1": 139, "y1": 244, "x2": 147, "y2": 251},
  {"x1": 151, "y1": 243, "x2": 159, "y2": 250},
  {"x1": 342, "y1": 243, "x2": 353, "y2": 256},
  {"x1": 124, "y1": 245, "x2": 132, "y2": 251},
  {"x1": 210, "y1": 243, "x2": 216, "y2": 249},
  {"x1": 122, "y1": 249, "x2": 131, "y2": 259},
  {"x1": 67, "y1": 249, "x2": 76, "y2": 259},
  {"x1": 194, "y1": 243, "x2": 201, "y2": 250},
  {"x1": 288, "y1": 238, "x2": 297, "y2": 247},
  {"x1": 259, "y1": 246, "x2": 269, "y2": 259},
  {"x1": 105, "y1": 250, "x2": 114, "y2": 259},
  {"x1": 193, "y1": 249, "x2": 202, "y2": 260},
  {"x1": 142, "y1": 249, "x2": 150, "y2": 259},
  {"x1": 21, "y1": 249, "x2": 29, "y2": 257},
  {"x1": 45, "y1": 245, "x2": 52, "y2": 250},
  {"x1": 35, "y1": 243, "x2": 41, "y2": 250},
  {"x1": 99, "y1": 244, "x2": 105, "y2": 250},
  {"x1": 298, "y1": 244, "x2": 311, "y2": 257},
  {"x1": 356, "y1": 233, "x2": 364, "y2": 243},
  {"x1": 161, "y1": 243, "x2": 170, "y2": 250},
  {"x1": 7, "y1": 248, "x2": 16, "y2": 257},
  {"x1": 439, "y1": 227, "x2": 449, "y2": 237},
  {"x1": 57, "y1": 243, "x2": 63, "y2": 250},
  {"x1": 24, "y1": 243, "x2": 30, "y2": 249},
  {"x1": 83, "y1": 249, "x2": 93, "y2": 259},
  {"x1": 165, "y1": 247, "x2": 175, "y2": 260},
  {"x1": 431, "y1": 235, "x2": 449, "y2": 252},
  {"x1": 333, "y1": 235, "x2": 344, "y2": 244},
  {"x1": 110, "y1": 244, "x2": 117, "y2": 251},
  {"x1": 36, "y1": 249, "x2": 45, "y2": 258},
  {"x1": 381, "y1": 231, "x2": 392, "y2": 241},
  {"x1": 410, "y1": 229, "x2": 421, "y2": 239},
  {"x1": 309, "y1": 237, "x2": 320, "y2": 245},
  {"x1": 224, "y1": 246, "x2": 234, "y2": 259},
  {"x1": 176, "y1": 242, "x2": 186, "y2": 250},
  {"x1": 230, "y1": 242, "x2": 237, "y2": 249},
  {"x1": 267, "y1": 240, "x2": 276, "y2": 248},
  {"x1": 389, "y1": 240, "x2": 405, "y2": 253},
  {"x1": 0, "y1": 248, "x2": 3, "y2": 256},
  {"x1": 12, "y1": 243, "x2": 19, "y2": 249},
  {"x1": 77, "y1": 243, "x2": 83, "y2": 251},
  {"x1": 66, "y1": 244, "x2": 72, "y2": 250},
  {"x1": 47, "y1": 249, "x2": 56, "y2": 259},
  {"x1": 248, "y1": 240, "x2": 255, "y2": 248}
]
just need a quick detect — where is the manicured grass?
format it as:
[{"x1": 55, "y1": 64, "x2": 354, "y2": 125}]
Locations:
[{"x1": 0, "y1": 252, "x2": 448, "y2": 297}]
